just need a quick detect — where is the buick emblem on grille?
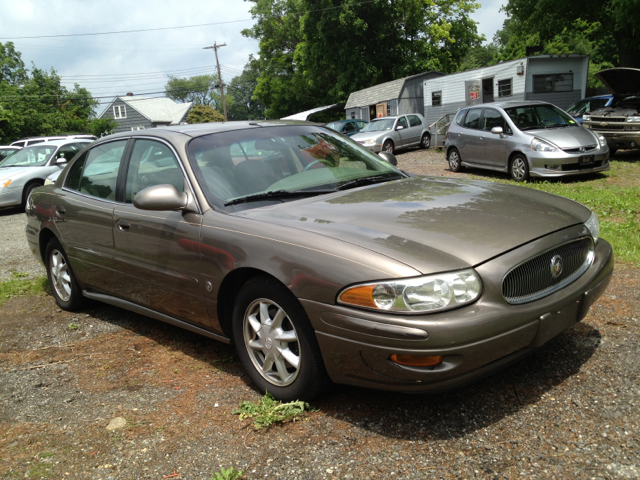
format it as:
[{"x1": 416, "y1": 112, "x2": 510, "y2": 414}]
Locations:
[{"x1": 550, "y1": 255, "x2": 563, "y2": 278}]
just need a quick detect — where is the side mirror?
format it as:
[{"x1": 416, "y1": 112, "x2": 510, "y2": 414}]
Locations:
[
  {"x1": 490, "y1": 126, "x2": 504, "y2": 136},
  {"x1": 396, "y1": 125, "x2": 404, "y2": 131},
  {"x1": 55, "y1": 156, "x2": 67, "y2": 165},
  {"x1": 133, "y1": 184, "x2": 188, "y2": 211},
  {"x1": 377, "y1": 151, "x2": 398, "y2": 166}
]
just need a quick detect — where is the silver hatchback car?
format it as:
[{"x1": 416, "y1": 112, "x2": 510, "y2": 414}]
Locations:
[
  {"x1": 351, "y1": 114, "x2": 431, "y2": 153},
  {"x1": 445, "y1": 101, "x2": 610, "y2": 181}
]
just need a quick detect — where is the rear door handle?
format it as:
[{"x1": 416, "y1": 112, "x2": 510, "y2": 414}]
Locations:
[{"x1": 115, "y1": 218, "x2": 130, "y2": 231}]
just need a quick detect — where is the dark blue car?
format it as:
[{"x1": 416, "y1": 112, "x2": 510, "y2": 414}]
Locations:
[{"x1": 566, "y1": 95, "x2": 613, "y2": 124}]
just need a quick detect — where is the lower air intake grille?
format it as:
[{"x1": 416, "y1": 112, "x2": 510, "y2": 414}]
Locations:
[{"x1": 502, "y1": 237, "x2": 594, "y2": 304}]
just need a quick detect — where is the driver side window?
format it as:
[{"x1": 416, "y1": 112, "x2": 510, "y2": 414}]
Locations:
[{"x1": 397, "y1": 117, "x2": 408, "y2": 129}]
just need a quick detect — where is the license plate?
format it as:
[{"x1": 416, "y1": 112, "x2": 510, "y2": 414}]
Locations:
[{"x1": 579, "y1": 155, "x2": 594, "y2": 165}]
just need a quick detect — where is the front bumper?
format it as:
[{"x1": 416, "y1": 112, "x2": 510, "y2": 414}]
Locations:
[
  {"x1": 356, "y1": 142, "x2": 382, "y2": 153},
  {"x1": 0, "y1": 186, "x2": 23, "y2": 207},
  {"x1": 302, "y1": 230, "x2": 613, "y2": 393},
  {"x1": 528, "y1": 149, "x2": 610, "y2": 178}
]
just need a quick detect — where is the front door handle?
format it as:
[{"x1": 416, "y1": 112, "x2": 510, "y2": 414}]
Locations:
[{"x1": 115, "y1": 218, "x2": 130, "y2": 231}]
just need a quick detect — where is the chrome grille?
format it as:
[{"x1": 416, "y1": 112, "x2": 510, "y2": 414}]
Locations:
[
  {"x1": 562, "y1": 145, "x2": 597, "y2": 154},
  {"x1": 502, "y1": 237, "x2": 594, "y2": 304},
  {"x1": 590, "y1": 116, "x2": 625, "y2": 122}
]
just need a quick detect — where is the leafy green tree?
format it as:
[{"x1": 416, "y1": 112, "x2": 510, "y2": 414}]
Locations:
[
  {"x1": 226, "y1": 59, "x2": 267, "y2": 120},
  {"x1": 165, "y1": 74, "x2": 225, "y2": 109},
  {"x1": 0, "y1": 42, "x2": 27, "y2": 85},
  {"x1": 243, "y1": 0, "x2": 483, "y2": 118},
  {"x1": 186, "y1": 104, "x2": 225, "y2": 124},
  {"x1": 501, "y1": 0, "x2": 640, "y2": 68}
]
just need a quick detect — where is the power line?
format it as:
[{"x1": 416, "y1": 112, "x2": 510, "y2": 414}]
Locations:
[
  {"x1": 0, "y1": 1, "x2": 377, "y2": 40},
  {"x1": 59, "y1": 64, "x2": 219, "y2": 79}
]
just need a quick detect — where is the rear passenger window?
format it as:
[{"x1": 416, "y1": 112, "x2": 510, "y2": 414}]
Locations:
[
  {"x1": 79, "y1": 140, "x2": 127, "y2": 201},
  {"x1": 408, "y1": 115, "x2": 422, "y2": 128},
  {"x1": 125, "y1": 140, "x2": 184, "y2": 203},
  {"x1": 455, "y1": 110, "x2": 467, "y2": 126},
  {"x1": 463, "y1": 109, "x2": 482, "y2": 129}
]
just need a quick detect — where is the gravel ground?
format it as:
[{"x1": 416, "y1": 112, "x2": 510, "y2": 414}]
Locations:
[
  {"x1": 0, "y1": 206, "x2": 45, "y2": 282},
  {"x1": 1, "y1": 154, "x2": 639, "y2": 479}
]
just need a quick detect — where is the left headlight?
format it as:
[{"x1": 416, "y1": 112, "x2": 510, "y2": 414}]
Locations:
[
  {"x1": 338, "y1": 269, "x2": 482, "y2": 314},
  {"x1": 585, "y1": 211, "x2": 600, "y2": 244},
  {"x1": 626, "y1": 116, "x2": 640, "y2": 123},
  {"x1": 363, "y1": 138, "x2": 378, "y2": 146}
]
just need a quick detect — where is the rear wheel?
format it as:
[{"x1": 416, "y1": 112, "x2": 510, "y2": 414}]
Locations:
[
  {"x1": 45, "y1": 238, "x2": 85, "y2": 311},
  {"x1": 447, "y1": 148, "x2": 463, "y2": 172},
  {"x1": 510, "y1": 154, "x2": 530, "y2": 182},
  {"x1": 232, "y1": 276, "x2": 330, "y2": 401},
  {"x1": 421, "y1": 133, "x2": 431, "y2": 149},
  {"x1": 382, "y1": 140, "x2": 394, "y2": 154}
]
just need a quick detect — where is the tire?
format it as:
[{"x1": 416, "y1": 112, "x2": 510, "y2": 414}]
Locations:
[
  {"x1": 510, "y1": 154, "x2": 530, "y2": 182},
  {"x1": 232, "y1": 275, "x2": 330, "y2": 401},
  {"x1": 421, "y1": 133, "x2": 431, "y2": 149},
  {"x1": 22, "y1": 182, "x2": 41, "y2": 208},
  {"x1": 382, "y1": 140, "x2": 394, "y2": 154},
  {"x1": 447, "y1": 148, "x2": 463, "y2": 172},
  {"x1": 45, "y1": 238, "x2": 85, "y2": 311}
]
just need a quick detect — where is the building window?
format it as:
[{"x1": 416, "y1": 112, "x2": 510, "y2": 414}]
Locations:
[
  {"x1": 351, "y1": 111, "x2": 355, "y2": 119},
  {"x1": 532, "y1": 74, "x2": 573, "y2": 93},
  {"x1": 113, "y1": 105, "x2": 127, "y2": 119},
  {"x1": 498, "y1": 79, "x2": 512, "y2": 97},
  {"x1": 131, "y1": 126, "x2": 145, "y2": 131},
  {"x1": 386, "y1": 103, "x2": 391, "y2": 116},
  {"x1": 432, "y1": 91, "x2": 442, "y2": 106}
]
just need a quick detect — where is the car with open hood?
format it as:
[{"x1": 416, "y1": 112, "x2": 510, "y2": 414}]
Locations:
[
  {"x1": 24, "y1": 121, "x2": 613, "y2": 400},
  {"x1": 0, "y1": 139, "x2": 92, "y2": 208},
  {"x1": 582, "y1": 68, "x2": 640, "y2": 155},
  {"x1": 445, "y1": 101, "x2": 610, "y2": 181}
]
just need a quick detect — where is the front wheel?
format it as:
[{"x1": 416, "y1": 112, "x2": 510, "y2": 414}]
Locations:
[
  {"x1": 45, "y1": 238, "x2": 85, "y2": 311},
  {"x1": 447, "y1": 148, "x2": 463, "y2": 172},
  {"x1": 22, "y1": 182, "x2": 41, "y2": 208},
  {"x1": 421, "y1": 133, "x2": 431, "y2": 149},
  {"x1": 232, "y1": 276, "x2": 330, "y2": 401},
  {"x1": 382, "y1": 140, "x2": 394, "y2": 154},
  {"x1": 510, "y1": 154, "x2": 530, "y2": 182}
]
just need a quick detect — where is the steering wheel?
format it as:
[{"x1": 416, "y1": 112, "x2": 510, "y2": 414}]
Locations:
[{"x1": 302, "y1": 160, "x2": 322, "y2": 172}]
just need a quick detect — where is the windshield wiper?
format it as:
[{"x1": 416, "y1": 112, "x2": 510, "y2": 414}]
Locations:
[
  {"x1": 336, "y1": 173, "x2": 404, "y2": 191},
  {"x1": 224, "y1": 189, "x2": 335, "y2": 206}
]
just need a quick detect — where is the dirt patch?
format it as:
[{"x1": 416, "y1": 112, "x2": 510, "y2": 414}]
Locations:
[{"x1": 1, "y1": 265, "x2": 639, "y2": 479}]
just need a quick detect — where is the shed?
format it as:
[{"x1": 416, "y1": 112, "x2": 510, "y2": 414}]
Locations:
[
  {"x1": 99, "y1": 95, "x2": 192, "y2": 133},
  {"x1": 422, "y1": 54, "x2": 590, "y2": 127},
  {"x1": 345, "y1": 71, "x2": 445, "y2": 121}
]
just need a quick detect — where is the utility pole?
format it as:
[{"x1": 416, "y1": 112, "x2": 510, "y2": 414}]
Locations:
[{"x1": 203, "y1": 42, "x2": 228, "y2": 121}]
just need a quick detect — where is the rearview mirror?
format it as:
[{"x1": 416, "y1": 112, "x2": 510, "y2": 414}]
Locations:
[
  {"x1": 133, "y1": 184, "x2": 188, "y2": 211},
  {"x1": 377, "y1": 151, "x2": 398, "y2": 166}
]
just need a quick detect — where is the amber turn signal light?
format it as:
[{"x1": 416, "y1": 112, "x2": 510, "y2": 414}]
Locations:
[
  {"x1": 390, "y1": 354, "x2": 443, "y2": 367},
  {"x1": 338, "y1": 284, "x2": 376, "y2": 308}
]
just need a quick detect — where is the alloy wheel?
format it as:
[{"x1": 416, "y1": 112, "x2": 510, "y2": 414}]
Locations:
[
  {"x1": 512, "y1": 157, "x2": 527, "y2": 181},
  {"x1": 449, "y1": 150, "x2": 460, "y2": 170},
  {"x1": 243, "y1": 298, "x2": 301, "y2": 387},
  {"x1": 50, "y1": 249, "x2": 72, "y2": 302},
  {"x1": 421, "y1": 134, "x2": 430, "y2": 148}
]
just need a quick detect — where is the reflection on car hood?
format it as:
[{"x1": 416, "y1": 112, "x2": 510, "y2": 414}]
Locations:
[
  {"x1": 595, "y1": 68, "x2": 640, "y2": 97},
  {"x1": 236, "y1": 176, "x2": 590, "y2": 274},
  {"x1": 350, "y1": 131, "x2": 386, "y2": 142},
  {"x1": 523, "y1": 126, "x2": 597, "y2": 149}
]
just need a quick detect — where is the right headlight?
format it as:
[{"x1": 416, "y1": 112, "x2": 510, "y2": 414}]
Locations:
[
  {"x1": 338, "y1": 269, "x2": 482, "y2": 314},
  {"x1": 597, "y1": 134, "x2": 607, "y2": 147},
  {"x1": 583, "y1": 115, "x2": 591, "y2": 121},
  {"x1": 585, "y1": 211, "x2": 600, "y2": 244},
  {"x1": 363, "y1": 138, "x2": 378, "y2": 146}
]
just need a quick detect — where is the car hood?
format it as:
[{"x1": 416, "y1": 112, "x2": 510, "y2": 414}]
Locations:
[
  {"x1": 0, "y1": 166, "x2": 33, "y2": 182},
  {"x1": 235, "y1": 176, "x2": 590, "y2": 274},
  {"x1": 524, "y1": 126, "x2": 598, "y2": 148},
  {"x1": 351, "y1": 131, "x2": 386, "y2": 142},
  {"x1": 595, "y1": 68, "x2": 640, "y2": 97}
]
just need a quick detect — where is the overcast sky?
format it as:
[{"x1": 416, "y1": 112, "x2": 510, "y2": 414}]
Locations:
[{"x1": 0, "y1": 0, "x2": 507, "y2": 115}]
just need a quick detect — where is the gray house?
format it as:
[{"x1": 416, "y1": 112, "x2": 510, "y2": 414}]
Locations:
[
  {"x1": 99, "y1": 95, "x2": 192, "y2": 133},
  {"x1": 422, "y1": 54, "x2": 590, "y2": 127},
  {"x1": 345, "y1": 71, "x2": 445, "y2": 121}
]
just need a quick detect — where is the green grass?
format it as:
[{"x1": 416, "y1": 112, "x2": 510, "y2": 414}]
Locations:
[
  {"x1": 484, "y1": 161, "x2": 640, "y2": 266},
  {"x1": 232, "y1": 392, "x2": 317, "y2": 429},
  {"x1": 0, "y1": 273, "x2": 49, "y2": 307}
]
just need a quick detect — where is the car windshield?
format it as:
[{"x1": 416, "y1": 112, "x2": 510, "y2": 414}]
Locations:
[
  {"x1": 360, "y1": 119, "x2": 395, "y2": 132},
  {"x1": 187, "y1": 125, "x2": 401, "y2": 209},
  {"x1": 504, "y1": 104, "x2": 578, "y2": 130},
  {"x1": 566, "y1": 98, "x2": 610, "y2": 115},
  {"x1": 0, "y1": 145, "x2": 57, "y2": 167}
]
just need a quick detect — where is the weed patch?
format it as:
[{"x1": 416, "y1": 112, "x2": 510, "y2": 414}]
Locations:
[
  {"x1": 232, "y1": 393, "x2": 317, "y2": 429},
  {"x1": 0, "y1": 273, "x2": 48, "y2": 307},
  {"x1": 210, "y1": 466, "x2": 243, "y2": 480}
]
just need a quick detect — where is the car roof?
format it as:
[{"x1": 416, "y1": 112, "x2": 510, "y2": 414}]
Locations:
[
  {"x1": 21, "y1": 139, "x2": 93, "y2": 148},
  {"x1": 0, "y1": 145, "x2": 19, "y2": 149}
]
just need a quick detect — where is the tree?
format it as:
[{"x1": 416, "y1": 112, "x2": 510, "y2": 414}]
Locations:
[
  {"x1": 186, "y1": 104, "x2": 225, "y2": 124},
  {"x1": 501, "y1": 0, "x2": 640, "y2": 68},
  {"x1": 165, "y1": 74, "x2": 224, "y2": 108},
  {"x1": 243, "y1": 0, "x2": 483, "y2": 118},
  {"x1": 0, "y1": 41, "x2": 27, "y2": 85},
  {"x1": 226, "y1": 58, "x2": 267, "y2": 121}
]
